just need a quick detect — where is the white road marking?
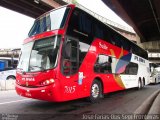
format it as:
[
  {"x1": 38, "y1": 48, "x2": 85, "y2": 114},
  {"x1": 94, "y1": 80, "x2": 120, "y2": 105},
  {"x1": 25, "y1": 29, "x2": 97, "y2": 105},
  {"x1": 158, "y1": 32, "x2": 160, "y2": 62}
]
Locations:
[{"x1": 0, "y1": 99, "x2": 30, "y2": 105}]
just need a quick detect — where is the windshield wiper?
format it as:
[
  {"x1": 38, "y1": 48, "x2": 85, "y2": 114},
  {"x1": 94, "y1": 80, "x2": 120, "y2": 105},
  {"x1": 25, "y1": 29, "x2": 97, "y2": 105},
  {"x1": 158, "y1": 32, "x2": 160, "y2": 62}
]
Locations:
[{"x1": 29, "y1": 66, "x2": 45, "y2": 71}]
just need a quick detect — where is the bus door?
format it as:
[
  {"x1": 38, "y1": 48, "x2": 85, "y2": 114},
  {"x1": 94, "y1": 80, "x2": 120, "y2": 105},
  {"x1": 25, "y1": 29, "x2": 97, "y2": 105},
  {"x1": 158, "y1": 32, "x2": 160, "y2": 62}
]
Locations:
[{"x1": 61, "y1": 36, "x2": 80, "y2": 99}]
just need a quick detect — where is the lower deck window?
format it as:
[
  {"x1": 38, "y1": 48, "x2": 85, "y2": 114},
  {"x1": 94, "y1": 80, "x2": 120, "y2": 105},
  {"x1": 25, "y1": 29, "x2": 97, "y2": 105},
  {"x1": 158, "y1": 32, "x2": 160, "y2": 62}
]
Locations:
[{"x1": 94, "y1": 55, "x2": 112, "y2": 73}]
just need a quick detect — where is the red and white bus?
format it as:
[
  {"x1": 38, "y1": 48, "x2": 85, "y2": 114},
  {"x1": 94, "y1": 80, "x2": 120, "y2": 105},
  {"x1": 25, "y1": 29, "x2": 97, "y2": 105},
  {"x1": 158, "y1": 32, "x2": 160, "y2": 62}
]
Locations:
[{"x1": 16, "y1": 4, "x2": 150, "y2": 102}]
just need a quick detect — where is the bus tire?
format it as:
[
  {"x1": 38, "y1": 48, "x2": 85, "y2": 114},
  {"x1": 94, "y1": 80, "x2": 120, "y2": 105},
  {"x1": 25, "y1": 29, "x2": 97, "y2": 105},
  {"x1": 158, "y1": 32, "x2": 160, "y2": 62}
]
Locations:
[
  {"x1": 143, "y1": 78, "x2": 145, "y2": 87},
  {"x1": 137, "y1": 79, "x2": 142, "y2": 90},
  {"x1": 88, "y1": 80, "x2": 103, "y2": 103},
  {"x1": 142, "y1": 78, "x2": 145, "y2": 88},
  {"x1": 6, "y1": 76, "x2": 16, "y2": 80},
  {"x1": 155, "y1": 78, "x2": 157, "y2": 84}
]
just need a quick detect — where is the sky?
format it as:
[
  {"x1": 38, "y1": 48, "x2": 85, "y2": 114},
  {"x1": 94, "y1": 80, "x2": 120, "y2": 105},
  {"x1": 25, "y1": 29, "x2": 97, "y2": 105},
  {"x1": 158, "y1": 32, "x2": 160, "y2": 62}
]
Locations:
[
  {"x1": 0, "y1": 0, "x2": 131, "y2": 49},
  {"x1": 0, "y1": 7, "x2": 34, "y2": 49}
]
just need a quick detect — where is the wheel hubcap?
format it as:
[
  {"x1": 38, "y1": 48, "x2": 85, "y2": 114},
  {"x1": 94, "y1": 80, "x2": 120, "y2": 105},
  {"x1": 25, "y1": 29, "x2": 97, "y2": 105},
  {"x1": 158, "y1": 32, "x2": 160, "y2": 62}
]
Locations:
[{"x1": 91, "y1": 84, "x2": 99, "y2": 98}]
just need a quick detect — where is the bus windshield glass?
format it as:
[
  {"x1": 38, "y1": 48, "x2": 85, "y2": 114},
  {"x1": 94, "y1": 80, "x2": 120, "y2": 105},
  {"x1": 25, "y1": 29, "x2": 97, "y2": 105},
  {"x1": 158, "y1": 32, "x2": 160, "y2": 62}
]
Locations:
[
  {"x1": 18, "y1": 36, "x2": 61, "y2": 72},
  {"x1": 28, "y1": 7, "x2": 70, "y2": 37}
]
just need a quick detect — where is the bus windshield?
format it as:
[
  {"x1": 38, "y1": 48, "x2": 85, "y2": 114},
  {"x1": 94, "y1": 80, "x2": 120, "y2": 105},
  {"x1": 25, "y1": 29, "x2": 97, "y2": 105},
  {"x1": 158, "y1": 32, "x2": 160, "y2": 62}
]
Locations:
[
  {"x1": 28, "y1": 7, "x2": 70, "y2": 37},
  {"x1": 18, "y1": 36, "x2": 61, "y2": 72}
]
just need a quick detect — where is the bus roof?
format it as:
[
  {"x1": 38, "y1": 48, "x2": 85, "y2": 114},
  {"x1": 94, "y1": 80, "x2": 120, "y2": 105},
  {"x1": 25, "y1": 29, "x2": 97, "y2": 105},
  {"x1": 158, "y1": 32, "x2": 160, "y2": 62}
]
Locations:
[{"x1": 36, "y1": 4, "x2": 75, "y2": 20}]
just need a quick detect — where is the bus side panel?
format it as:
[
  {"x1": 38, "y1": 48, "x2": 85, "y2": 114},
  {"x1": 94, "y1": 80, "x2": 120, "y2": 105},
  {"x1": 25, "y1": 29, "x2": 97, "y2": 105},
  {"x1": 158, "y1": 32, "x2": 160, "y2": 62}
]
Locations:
[
  {"x1": 74, "y1": 38, "x2": 130, "y2": 98},
  {"x1": 131, "y1": 54, "x2": 150, "y2": 85}
]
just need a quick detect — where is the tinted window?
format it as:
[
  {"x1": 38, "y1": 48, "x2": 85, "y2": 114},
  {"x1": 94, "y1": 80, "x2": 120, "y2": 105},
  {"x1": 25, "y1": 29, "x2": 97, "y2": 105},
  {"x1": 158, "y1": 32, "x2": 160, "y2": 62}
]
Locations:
[
  {"x1": 66, "y1": 8, "x2": 93, "y2": 44},
  {"x1": 124, "y1": 62, "x2": 138, "y2": 75},
  {"x1": 66, "y1": 8, "x2": 92, "y2": 67},
  {"x1": 94, "y1": 55, "x2": 112, "y2": 73},
  {"x1": 79, "y1": 13, "x2": 92, "y2": 34},
  {"x1": 62, "y1": 37, "x2": 79, "y2": 75},
  {"x1": 94, "y1": 23, "x2": 104, "y2": 39},
  {"x1": 79, "y1": 42, "x2": 90, "y2": 64},
  {"x1": 71, "y1": 8, "x2": 148, "y2": 60},
  {"x1": 28, "y1": 7, "x2": 70, "y2": 37}
]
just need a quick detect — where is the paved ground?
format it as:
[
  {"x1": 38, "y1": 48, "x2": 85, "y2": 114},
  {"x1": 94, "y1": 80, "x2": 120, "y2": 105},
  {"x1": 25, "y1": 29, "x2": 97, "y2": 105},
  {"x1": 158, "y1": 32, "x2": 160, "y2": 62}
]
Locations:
[{"x1": 0, "y1": 84, "x2": 160, "y2": 120}]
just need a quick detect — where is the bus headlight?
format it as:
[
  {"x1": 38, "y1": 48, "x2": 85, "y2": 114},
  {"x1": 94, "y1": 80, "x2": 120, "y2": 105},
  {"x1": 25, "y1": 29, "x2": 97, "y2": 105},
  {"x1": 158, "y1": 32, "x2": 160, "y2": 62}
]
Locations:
[{"x1": 40, "y1": 79, "x2": 55, "y2": 86}]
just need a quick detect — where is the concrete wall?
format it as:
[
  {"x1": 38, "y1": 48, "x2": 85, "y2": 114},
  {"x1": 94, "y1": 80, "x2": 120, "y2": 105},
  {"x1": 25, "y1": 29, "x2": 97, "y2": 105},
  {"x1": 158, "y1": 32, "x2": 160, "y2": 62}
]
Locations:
[{"x1": 138, "y1": 41, "x2": 160, "y2": 52}]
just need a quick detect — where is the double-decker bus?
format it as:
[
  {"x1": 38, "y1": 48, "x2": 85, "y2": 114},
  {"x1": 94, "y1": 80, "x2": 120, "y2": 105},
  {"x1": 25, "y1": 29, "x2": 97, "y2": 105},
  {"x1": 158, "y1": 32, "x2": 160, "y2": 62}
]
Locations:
[{"x1": 16, "y1": 4, "x2": 150, "y2": 102}]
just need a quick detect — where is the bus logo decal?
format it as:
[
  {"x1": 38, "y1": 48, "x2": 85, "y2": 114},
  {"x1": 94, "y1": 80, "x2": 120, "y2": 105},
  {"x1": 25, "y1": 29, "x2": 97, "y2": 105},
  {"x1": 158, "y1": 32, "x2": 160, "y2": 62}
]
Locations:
[
  {"x1": 99, "y1": 42, "x2": 108, "y2": 50},
  {"x1": 22, "y1": 77, "x2": 35, "y2": 81}
]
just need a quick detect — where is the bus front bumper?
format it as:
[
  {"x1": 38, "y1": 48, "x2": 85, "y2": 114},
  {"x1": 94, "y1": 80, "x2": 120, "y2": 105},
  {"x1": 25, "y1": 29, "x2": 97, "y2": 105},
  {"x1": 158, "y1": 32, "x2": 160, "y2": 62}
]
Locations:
[{"x1": 15, "y1": 83, "x2": 59, "y2": 102}]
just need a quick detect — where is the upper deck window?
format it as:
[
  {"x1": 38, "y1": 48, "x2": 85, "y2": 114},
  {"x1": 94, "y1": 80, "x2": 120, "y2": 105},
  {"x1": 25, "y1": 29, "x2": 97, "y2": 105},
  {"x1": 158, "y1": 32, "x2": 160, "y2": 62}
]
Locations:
[{"x1": 28, "y1": 7, "x2": 70, "y2": 37}]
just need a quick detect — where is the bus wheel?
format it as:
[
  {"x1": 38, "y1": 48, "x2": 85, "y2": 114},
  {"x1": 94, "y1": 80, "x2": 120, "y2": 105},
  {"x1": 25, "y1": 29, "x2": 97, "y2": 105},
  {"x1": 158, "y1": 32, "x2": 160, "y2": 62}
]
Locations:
[
  {"x1": 137, "y1": 80, "x2": 142, "y2": 90},
  {"x1": 143, "y1": 79, "x2": 145, "y2": 87},
  {"x1": 141, "y1": 78, "x2": 145, "y2": 88},
  {"x1": 88, "y1": 80, "x2": 103, "y2": 103},
  {"x1": 155, "y1": 78, "x2": 157, "y2": 84}
]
